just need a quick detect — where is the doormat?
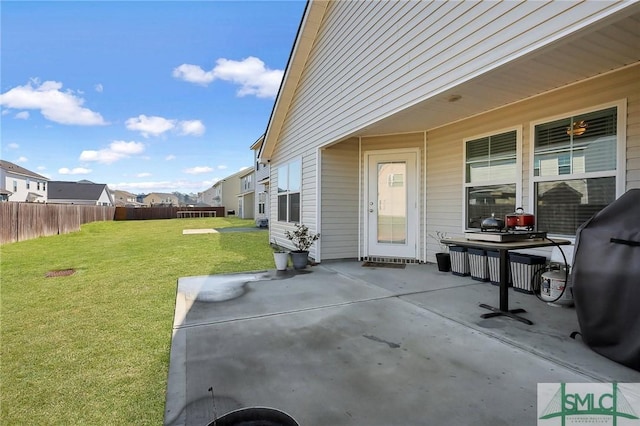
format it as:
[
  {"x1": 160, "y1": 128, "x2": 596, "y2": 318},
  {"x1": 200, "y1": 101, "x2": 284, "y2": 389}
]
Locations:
[{"x1": 362, "y1": 262, "x2": 406, "y2": 269}]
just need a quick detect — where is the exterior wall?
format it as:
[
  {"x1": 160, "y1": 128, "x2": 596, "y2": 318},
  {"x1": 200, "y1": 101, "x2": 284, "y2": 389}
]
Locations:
[
  {"x1": 96, "y1": 189, "x2": 113, "y2": 206},
  {"x1": 275, "y1": 1, "x2": 628, "y2": 160},
  {"x1": 2, "y1": 171, "x2": 47, "y2": 202},
  {"x1": 269, "y1": 150, "x2": 319, "y2": 258},
  {"x1": 221, "y1": 178, "x2": 240, "y2": 215},
  {"x1": 425, "y1": 65, "x2": 639, "y2": 262},
  {"x1": 320, "y1": 138, "x2": 360, "y2": 260},
  {"x1": 144, "y1": 193, "x2": 179, "y2": 206}
]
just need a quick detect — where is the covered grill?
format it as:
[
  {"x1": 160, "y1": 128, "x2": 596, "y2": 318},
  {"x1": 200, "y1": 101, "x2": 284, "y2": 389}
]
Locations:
[{"x1": 571, "y1": 189, "x2": 640, "y2": 371}]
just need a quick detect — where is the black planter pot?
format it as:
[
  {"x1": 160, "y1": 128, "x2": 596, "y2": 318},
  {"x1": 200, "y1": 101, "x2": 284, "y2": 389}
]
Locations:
[
  {"x1": 290, "y1": 251, "x2": 309, "y2": 269},
  {"x1": 436, "y1": 252, "x2": 451, "y2": 272}
]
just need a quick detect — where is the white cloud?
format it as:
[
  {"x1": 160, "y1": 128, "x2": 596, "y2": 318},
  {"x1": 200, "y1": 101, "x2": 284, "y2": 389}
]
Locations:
[
  {"x1": 178, "y1": 120, "x2": 205, "y2": 136},
  {"x1": 15, "y1": 111, "x2": 29, "y2": 120},
  {"x1": 0, "y1": 79, "x2": 107, "y2": 125},
  {"x1": 165, "y1": 154, "x2": 176, "y2": 161},
  {"x1": 16, "y1": 156, "x2": 28, "y2": 163},
  {"x1": 80, "y1": 140, "x2": 145, "y2": 164},
  {"x1": 37, "y1": 165, "x2": 46, "y2": 171},
  {"x1": 125, "y1": 115, "x2": 204, "y2": 138},
  {"x1": 7, "y1": 143, "x2": 19, "y2": 149},
  {"x1": 184, "y1": 166, "x2": 213, "y2": 174},
  {"x1": 59, "y1": 167, "x2": 92, "y2": 175},
  {"x1": 172, "y1": 64, "x2": 215, "y2": 85},
  {"x1": 125, "y1": 115, "x2": 176, "y2": 138},
  {"x1": 136, "y1": 172, "x2": 151, "y2": 178},
  {"x1": 95, "y1": 83, "x2": 103, "y2": 93},
  {"x1": 217, "y1": 165, "x2": 228, "y2": 170},
  {"x1": 173, "y1": 56, "x2": 283, "y2": 99}
]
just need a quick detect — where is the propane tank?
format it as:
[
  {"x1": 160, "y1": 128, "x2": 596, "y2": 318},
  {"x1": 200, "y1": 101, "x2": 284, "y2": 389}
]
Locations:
[{"x1": 540, "y1": 269, "x2": 573, "y2": 307}]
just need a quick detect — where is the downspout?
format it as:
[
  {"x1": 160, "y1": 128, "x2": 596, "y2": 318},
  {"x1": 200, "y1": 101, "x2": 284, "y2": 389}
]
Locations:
[
  {"x1": 316, "y1": 147, "x2": 322, "y2": 262},
  {"x1": 358, "y1": 137, "x2": 362, "y2": 261},
  {"x1": 423, "y1": 130, "x2": 427, "y2": 263}
]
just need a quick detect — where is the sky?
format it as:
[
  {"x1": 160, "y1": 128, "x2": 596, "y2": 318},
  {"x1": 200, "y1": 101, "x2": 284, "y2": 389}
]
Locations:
[{"x1": 0, "y1": 0, "x2": 306, "y2": 194}]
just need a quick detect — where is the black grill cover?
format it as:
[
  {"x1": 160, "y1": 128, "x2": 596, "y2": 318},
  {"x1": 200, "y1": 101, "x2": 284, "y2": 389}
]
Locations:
[{"x1": 572, "y1": 189, "x2": 640, "y2": 371}]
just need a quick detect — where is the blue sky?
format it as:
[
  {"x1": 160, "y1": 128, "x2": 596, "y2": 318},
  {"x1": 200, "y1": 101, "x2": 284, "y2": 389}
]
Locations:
[{"x1": 1, "y1": 0, "x2": 306, "y2": 194}]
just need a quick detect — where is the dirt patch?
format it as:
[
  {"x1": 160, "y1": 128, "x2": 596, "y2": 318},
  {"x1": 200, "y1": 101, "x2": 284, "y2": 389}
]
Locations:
[{"x1": 45, "y1": 269, "x2": 75, "y2": 278}]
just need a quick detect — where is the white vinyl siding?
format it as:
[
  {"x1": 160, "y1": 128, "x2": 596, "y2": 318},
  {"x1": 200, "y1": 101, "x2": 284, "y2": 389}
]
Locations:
[
  {"x1": 320, "y1": 139, "x2": 360, "y2": 260},
  {"x1": 271, "y1": 1, "x2": 628, "y2": 162}
]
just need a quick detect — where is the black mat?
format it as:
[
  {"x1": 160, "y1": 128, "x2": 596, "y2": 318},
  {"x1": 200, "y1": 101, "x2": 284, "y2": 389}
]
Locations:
[{"x1": 362, "y1": 262, "x2": 406, "y2": 269}]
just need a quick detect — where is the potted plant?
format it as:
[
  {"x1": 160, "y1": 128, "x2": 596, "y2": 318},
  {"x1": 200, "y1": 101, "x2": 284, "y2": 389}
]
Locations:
[
  {"x1": 271, "y1": 241, "x2": 289, "y2": 271},
  {"x1": 284, "y1": 224, "x2": 320, "y2": 270},
  {"x1": 430, "y1": 231, "x2": 451, "y2": 272}
]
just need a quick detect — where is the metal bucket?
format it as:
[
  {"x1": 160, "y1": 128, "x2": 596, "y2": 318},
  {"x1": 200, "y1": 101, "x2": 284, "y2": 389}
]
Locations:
[{"x1": 541, "y1": 270, "x2": 573, "y2": 307}]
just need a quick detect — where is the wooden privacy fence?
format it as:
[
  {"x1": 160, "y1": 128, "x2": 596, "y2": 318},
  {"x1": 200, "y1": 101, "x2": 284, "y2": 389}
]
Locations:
[
  {"x1": 114, "y1": 206, "x2": 226, "y2": 220},
  {"x1": 0, "y1": 203, "x2": 115, "y2": 245}
]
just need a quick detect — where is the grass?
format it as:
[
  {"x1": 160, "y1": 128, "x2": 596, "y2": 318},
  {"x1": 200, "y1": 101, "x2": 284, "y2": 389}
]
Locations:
[{"x1": 0, "y1": 217, "x2": 273, "y2": 425}]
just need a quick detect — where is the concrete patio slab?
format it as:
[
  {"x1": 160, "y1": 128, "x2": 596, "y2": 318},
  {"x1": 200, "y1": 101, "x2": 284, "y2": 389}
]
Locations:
[
  {"x1": 182, "y1": 229, "x2": 218, "y2": 235},
  {"x1": 165, "y1": 261, "x2": 640, "y2": 426}
]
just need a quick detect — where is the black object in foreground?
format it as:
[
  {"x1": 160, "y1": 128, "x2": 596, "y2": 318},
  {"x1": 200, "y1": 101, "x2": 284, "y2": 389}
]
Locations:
[{"x1": 208, "y1": 407, "x2": 299, "y2": 426}]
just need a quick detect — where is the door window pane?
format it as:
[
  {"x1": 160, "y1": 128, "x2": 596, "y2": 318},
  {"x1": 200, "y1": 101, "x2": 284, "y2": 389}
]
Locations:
[{"x1": 377, "y1": 162, "x2": 406, "y2": 244}]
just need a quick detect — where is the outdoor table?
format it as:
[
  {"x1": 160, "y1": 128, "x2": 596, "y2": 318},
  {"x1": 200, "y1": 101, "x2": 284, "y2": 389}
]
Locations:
[{"x1": 441, "y1": 237, "x2": 571, "y2": 325}]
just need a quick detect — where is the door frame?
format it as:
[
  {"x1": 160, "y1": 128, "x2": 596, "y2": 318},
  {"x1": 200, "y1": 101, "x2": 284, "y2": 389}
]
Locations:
[{"x1": 363, "y1": 148, "x2": 420, "y2": 260}]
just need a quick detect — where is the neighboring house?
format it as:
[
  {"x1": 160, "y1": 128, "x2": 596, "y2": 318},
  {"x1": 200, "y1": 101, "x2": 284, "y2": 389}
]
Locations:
[
  {"x1": 112, "y1": 189, "x2": 143, "y2": 207},
  {"x1": 237, "y1": 168, "x2": 255, "y2": 219},
  {"x1": 48, "y1": 180, "x2": 114, "y2": 206},
  {"x1": 260, "y1": 1, "x2": 640, "y2": 263},
  {"x1": 0, "y1": 160, "x2": 49, "y2": 202},
  {"x1": 143, "y1": 192, "x2": 179, "y2": 206},
  {"x1": 209, "y1": 168, "x2": 249, "y2": 216},
  {"x1": 251, "y1": 135, "x2": 270, "y2": 227},
  {"x1": 197, "y1": 186, "x2": 216, "y2": 207}
]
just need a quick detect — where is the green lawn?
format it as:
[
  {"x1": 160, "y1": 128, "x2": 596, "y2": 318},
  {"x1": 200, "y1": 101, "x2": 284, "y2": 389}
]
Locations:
[{"x1": 0, "y1": 218, "x2": 273, "y2": 425}]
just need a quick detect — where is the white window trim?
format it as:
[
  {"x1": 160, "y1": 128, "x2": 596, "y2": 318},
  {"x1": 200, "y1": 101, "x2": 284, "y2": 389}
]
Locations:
[
  {"x1": 462, "y1": 126, "x2": 523, "y2": 231},
  {"x1": 528, "y1": 99, "x2": 627, "y2": 238},
  {"x1": 276, "y1": 157, "x2": 302, "y2": 223}
]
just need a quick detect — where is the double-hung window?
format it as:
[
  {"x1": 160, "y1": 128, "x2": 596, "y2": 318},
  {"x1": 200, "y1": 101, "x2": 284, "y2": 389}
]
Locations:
[
  {"x1": 532, "y1": 104, "x2": 621, "y2": 236},
  {"x1": 277, "y1": 160, "x2": 301, "y2": 223},
  {"x1": 464, "y1": 129, "x2": 519, "y2": 229}
]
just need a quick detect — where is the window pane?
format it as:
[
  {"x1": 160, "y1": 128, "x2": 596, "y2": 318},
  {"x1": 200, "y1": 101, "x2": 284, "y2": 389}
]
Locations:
[
  {"x1": 466, "y1": 131, "x2": 516, "y2": 183},
  {"x1": 466, "y1": 138, "x2": 488, "y2": 162},
  {"x1": 289, "y1": 161, "x2": 301, "y2": 192},
  {"x1": 277, "y1": 166, "x2": 288, "y2": 192},
  {"x1": 466, "y1": 184, "x2": 516, "y2": 229},
  {"x1": 534, "y1": 107, "x2": 617, "y2": 176},
  {"x1": 536, "y1": 177, "x2": 615, "y2": 235},
  {"x1": 288, "y1": 192, "x2": 300, "y2": 223},
  {"x1": 278, "y1": 194, "x2": 288, "y2": 221}
]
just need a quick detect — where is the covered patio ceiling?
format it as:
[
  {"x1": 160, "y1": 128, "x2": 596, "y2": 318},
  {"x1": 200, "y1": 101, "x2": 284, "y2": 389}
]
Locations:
[{"x1": 352, "y1": 3, "x2": 640, "y2": 138}]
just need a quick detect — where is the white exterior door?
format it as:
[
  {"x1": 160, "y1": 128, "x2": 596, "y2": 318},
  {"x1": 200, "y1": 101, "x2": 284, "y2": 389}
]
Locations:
[{"x1": 366, "y1": 150, "x2": 418, "y2": 258}]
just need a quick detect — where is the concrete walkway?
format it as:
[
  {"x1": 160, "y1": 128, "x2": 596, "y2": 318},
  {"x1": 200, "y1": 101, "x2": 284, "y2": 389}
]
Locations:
[{"x1": 164, "y1": 261, "x2": 639, "y2": 425}]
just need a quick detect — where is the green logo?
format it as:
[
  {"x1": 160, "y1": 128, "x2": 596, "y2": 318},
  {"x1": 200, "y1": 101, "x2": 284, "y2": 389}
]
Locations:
[{"x1": 539, "y1": 383, "x2": 639, "y2": 425}]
